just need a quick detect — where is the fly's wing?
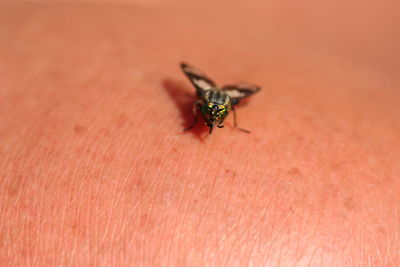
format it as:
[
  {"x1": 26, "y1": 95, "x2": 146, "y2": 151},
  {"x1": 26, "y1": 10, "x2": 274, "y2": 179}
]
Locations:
[
  {"x1": 222, "y1": 82, "x2": 261, "y2": 105},
  {"x1": 180, "y1": 63, "x2": 217, "y2": 97}
]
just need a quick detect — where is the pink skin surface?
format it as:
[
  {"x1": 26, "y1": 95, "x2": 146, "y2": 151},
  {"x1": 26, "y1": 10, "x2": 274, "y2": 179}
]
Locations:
[{"x1": 1, "y1": 1, "x2": 400, "y2": 266}]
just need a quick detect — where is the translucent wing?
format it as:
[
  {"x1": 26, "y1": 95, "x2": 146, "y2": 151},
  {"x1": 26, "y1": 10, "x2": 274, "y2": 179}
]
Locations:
[
  {"x1": 180, "y1": 63, "x2": 217, "y2": 97},
  {"x1": 222, "y1": 82, "x2": 261, "y2": 105}
]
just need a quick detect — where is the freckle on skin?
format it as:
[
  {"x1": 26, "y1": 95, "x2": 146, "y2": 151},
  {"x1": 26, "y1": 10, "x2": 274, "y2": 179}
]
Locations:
[
  {"x1": 377, "y1": 226, "x2": 386, "y2": 235},
  {"x1": 288, "y1": 167, "x2": 301, "y2": 175},
  {"x1": 101, "y1": 153, "x2": 115, "y2": 164},
  {"x1": 73, "y1": 125, "x2": 86, "y2": 134},
  {"x1": 124, "y1": 178, "x2": 143, "y2": 196},
  {"x1": 343, "y1": 197, "x2": 357, "y2": 211},
  {"x1": 114, "y1": 114, "x2": 128, "y2": 129},
  {"x1": 224, "y1": 169, "x2": 237, "y2": 178},
  {"x1": 330, "y1": 162, "x2": 342, "y2": 170},
  {"x1": 71, "y1": 222, "x2": 78, "y2": 232},
  {"x1": 151, "y1": 158, "x2": 161, "y2": 166},
  {"x1": 6, "y1": 175, "x2": 22, "y2": 198}
]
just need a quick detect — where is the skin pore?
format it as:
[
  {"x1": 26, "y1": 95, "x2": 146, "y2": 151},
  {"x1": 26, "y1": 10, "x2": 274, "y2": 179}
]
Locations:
[{"x1": 1, "y1": 1, "x2": 399, "y2": 266}]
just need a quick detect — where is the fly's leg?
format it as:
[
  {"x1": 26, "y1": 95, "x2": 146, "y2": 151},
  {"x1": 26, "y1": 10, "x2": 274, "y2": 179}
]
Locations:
[
  {"x1": 184, "y1": 102, "x2": 201, "y2": 131},
  {"x1": 200, "y1": 113, "x2": 213, "y2": 134},
  {"x1": 217, "y1": 116, "x2": 226, "y2": 128},
  {"x1": 232, "y1": 106, "x2": 250, "y2": 133},
  {"x1": 196, "y1": 106, "x2": 214, "y2": 134}
]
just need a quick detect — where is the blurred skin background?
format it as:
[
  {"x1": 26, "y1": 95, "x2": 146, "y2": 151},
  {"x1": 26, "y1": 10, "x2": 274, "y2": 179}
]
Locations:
[{"x1": 1, "y1": 0, "x2": 399, "y2": 266}]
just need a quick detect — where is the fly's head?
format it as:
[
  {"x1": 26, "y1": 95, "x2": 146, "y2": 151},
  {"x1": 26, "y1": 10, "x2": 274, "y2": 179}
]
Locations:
[{"x1": 201, "y1": 101, "x2": 230, "y2": 129}]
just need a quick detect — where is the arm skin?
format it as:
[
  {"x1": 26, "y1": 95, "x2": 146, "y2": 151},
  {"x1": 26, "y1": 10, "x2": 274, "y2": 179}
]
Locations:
[{"x1": 1, "y1": 2, "x2": 399, "y2": 266}]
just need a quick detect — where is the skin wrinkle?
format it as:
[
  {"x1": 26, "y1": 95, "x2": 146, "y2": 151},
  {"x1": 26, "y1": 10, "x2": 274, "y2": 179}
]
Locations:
[
  {"x1": 74, "y1": 179, "x2": 87, "y2": 264},
  {"x1": 172, "y1": 145, "x2": 211, "y2": 263},
  {"x1": 61, "y1": 114, "x2": 100, "y2": 266},
  {"x1": 303, "y1": 208, "x2": 327, "y2": 265},
  {"x1": 383, "y1": 223, "x2": 391, "y2": 267},
  {"x1": 292, "y1": 208, "x2": 309, "y2": 266},
  {"x1": 214, "y1": 155, "x2": 239, "y2": 266},
  {"x1": 148, "y1": 141, "x2": 181, "y2": 264},
  {"x1": 200, "y1": 168, "x2": 219, "y2": 264},
  {"x1": 206, "y1": 164, "x2": 228, "y2": 263},
  {"x1": 212, "y1": 173, "x2": 236, "y2": 263},
  {"x1": 166, "y1": 152, "x2": 189, "y2": 262},
  {"x1": 361, "y1": 200, "x2": 387, "y2": 265},
  {"x1": 265, "y1": 192, "x2": 297, "y2": 262},
  {"x1": 219, "y1": 173, "x2": 237, "y2": 249},
  {"x1": 125, "y1": 140, "x2": 149, "y2": 264},
  {"x1": 376, "y1": 215, "x2": 390, "y2": 266},
  {"x1": 92, "y1": 136, "x2": 127, "y2": 264},
  {"x1": 217, "y1": 166, "x2": 244, "y2": 264},
  {"x1": 234, "y1": 160, "x2": 262, "y2": 263},
  {"x1": 141, "y1": 137, "x2": 170, "y2": 263},
  {"x1": 53, "y1": 137, "x2": 77, "y2": 260},
  {"x1": 252, "y1": 171, "x2": 292, "y2": 262},
  {"x1": 184, "y1": 156, "x2": 214, "y2": 264},
  {"x1": 387, "y1": 210, "x2": 399, "y2": 265},
  {"x1": 213, "y1": 168, "x2": 241, "y2": 263},
  {"x1": 240, "y1": 204, "x2": 264, "y2": 265},
  {"x1": 33, "y1": 177, "x2": 45, "y2": 267},
  {"x1": 329, "y1": 232, "x2": 344, "y2": 267},
  {"x1": 110, "y1": 129, "x2": 147, "y2": 253},
  {"x1": 152, "y1": 143, "x2": 180, "y2": 263},
  {"x1": 3, "y1": 108, "x2": 42, "y2": 199},
  {"x1": 5, "y1": 116, "x2": 45, "y2": 266},
  {"x1": 307, "y1": 239, "x2": 325, "y2": 266},
  {"x1": 97, "y1": 137, "x2": 126, "y2": 246},
  {"x1": 245, "y1": 180, "x2": 278, "y2": 263},
  {"x1": 92, "y1": 142, "x2": 114, "y2": 264},
  {"x1": 222, "y1": 160, "x2": 257, "y2": 265},
  {"x1": 210, "y1": 200, "x2": 220, "y2": 266},
  {"x1": 345, "y1": 224, "x2": 358, "y2": 264},
  {"x1": 394, "y1": 209, "x2": 400, "y2": 264},
  {"x1": 117, "y1": 106, "x2": 153, "y2": 189},
  {"x1": 43, "y1": 135, "x2": 81, "y2": 265},
  {"x1": 219, "y1": 182, "x2": 243, "y2": 265},
  {"x1": 127, "y1": 139, "x2": 157, "y2": 264},
  {"x1": 315, "y1": 218, "x2": 335, "y2": 264},
  {"x1": 257, "y1": 186, "x2": 283, "y2": 262},
  {"x1": 368, "y1": 213, "x2": 385, "y2": 266},
  {"x1": 78, "y1": 152, "x2": 99, "y2": 265}
]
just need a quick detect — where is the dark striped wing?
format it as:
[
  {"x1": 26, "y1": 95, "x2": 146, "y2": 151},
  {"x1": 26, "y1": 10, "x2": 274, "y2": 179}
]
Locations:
[
  {"x1": 180, "y1": 63, "x2": 216, "y2": 97},
  {"x1": 222, "y1": 82, "x2": 261, "y2": 105}
]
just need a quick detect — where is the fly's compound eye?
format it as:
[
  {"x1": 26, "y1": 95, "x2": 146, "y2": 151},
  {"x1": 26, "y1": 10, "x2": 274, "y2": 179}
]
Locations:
[
  {"x1": 218, "y1": 105, "x2": 227, "y2": 114},
  {"x1": 208, "y1": 103, "x2": 226, "y2": 116},
  {"x1": 208, "y1": 103, "x2": 220, "y2": 111},
  {"x1": 208, "y1": 103, "x2": 219, "y2": 110}
]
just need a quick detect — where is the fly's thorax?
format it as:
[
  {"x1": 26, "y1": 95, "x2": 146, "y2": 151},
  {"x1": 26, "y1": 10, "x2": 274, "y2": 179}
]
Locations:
[{"x1": 204, "y1": 89, "x2": 232, "y2": 107}]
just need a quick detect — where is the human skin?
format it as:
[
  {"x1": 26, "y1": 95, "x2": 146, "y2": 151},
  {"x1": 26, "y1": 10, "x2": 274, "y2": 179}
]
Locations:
[{"x1": 1, "y1": 1, "x2": 400, "y2": 266}]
